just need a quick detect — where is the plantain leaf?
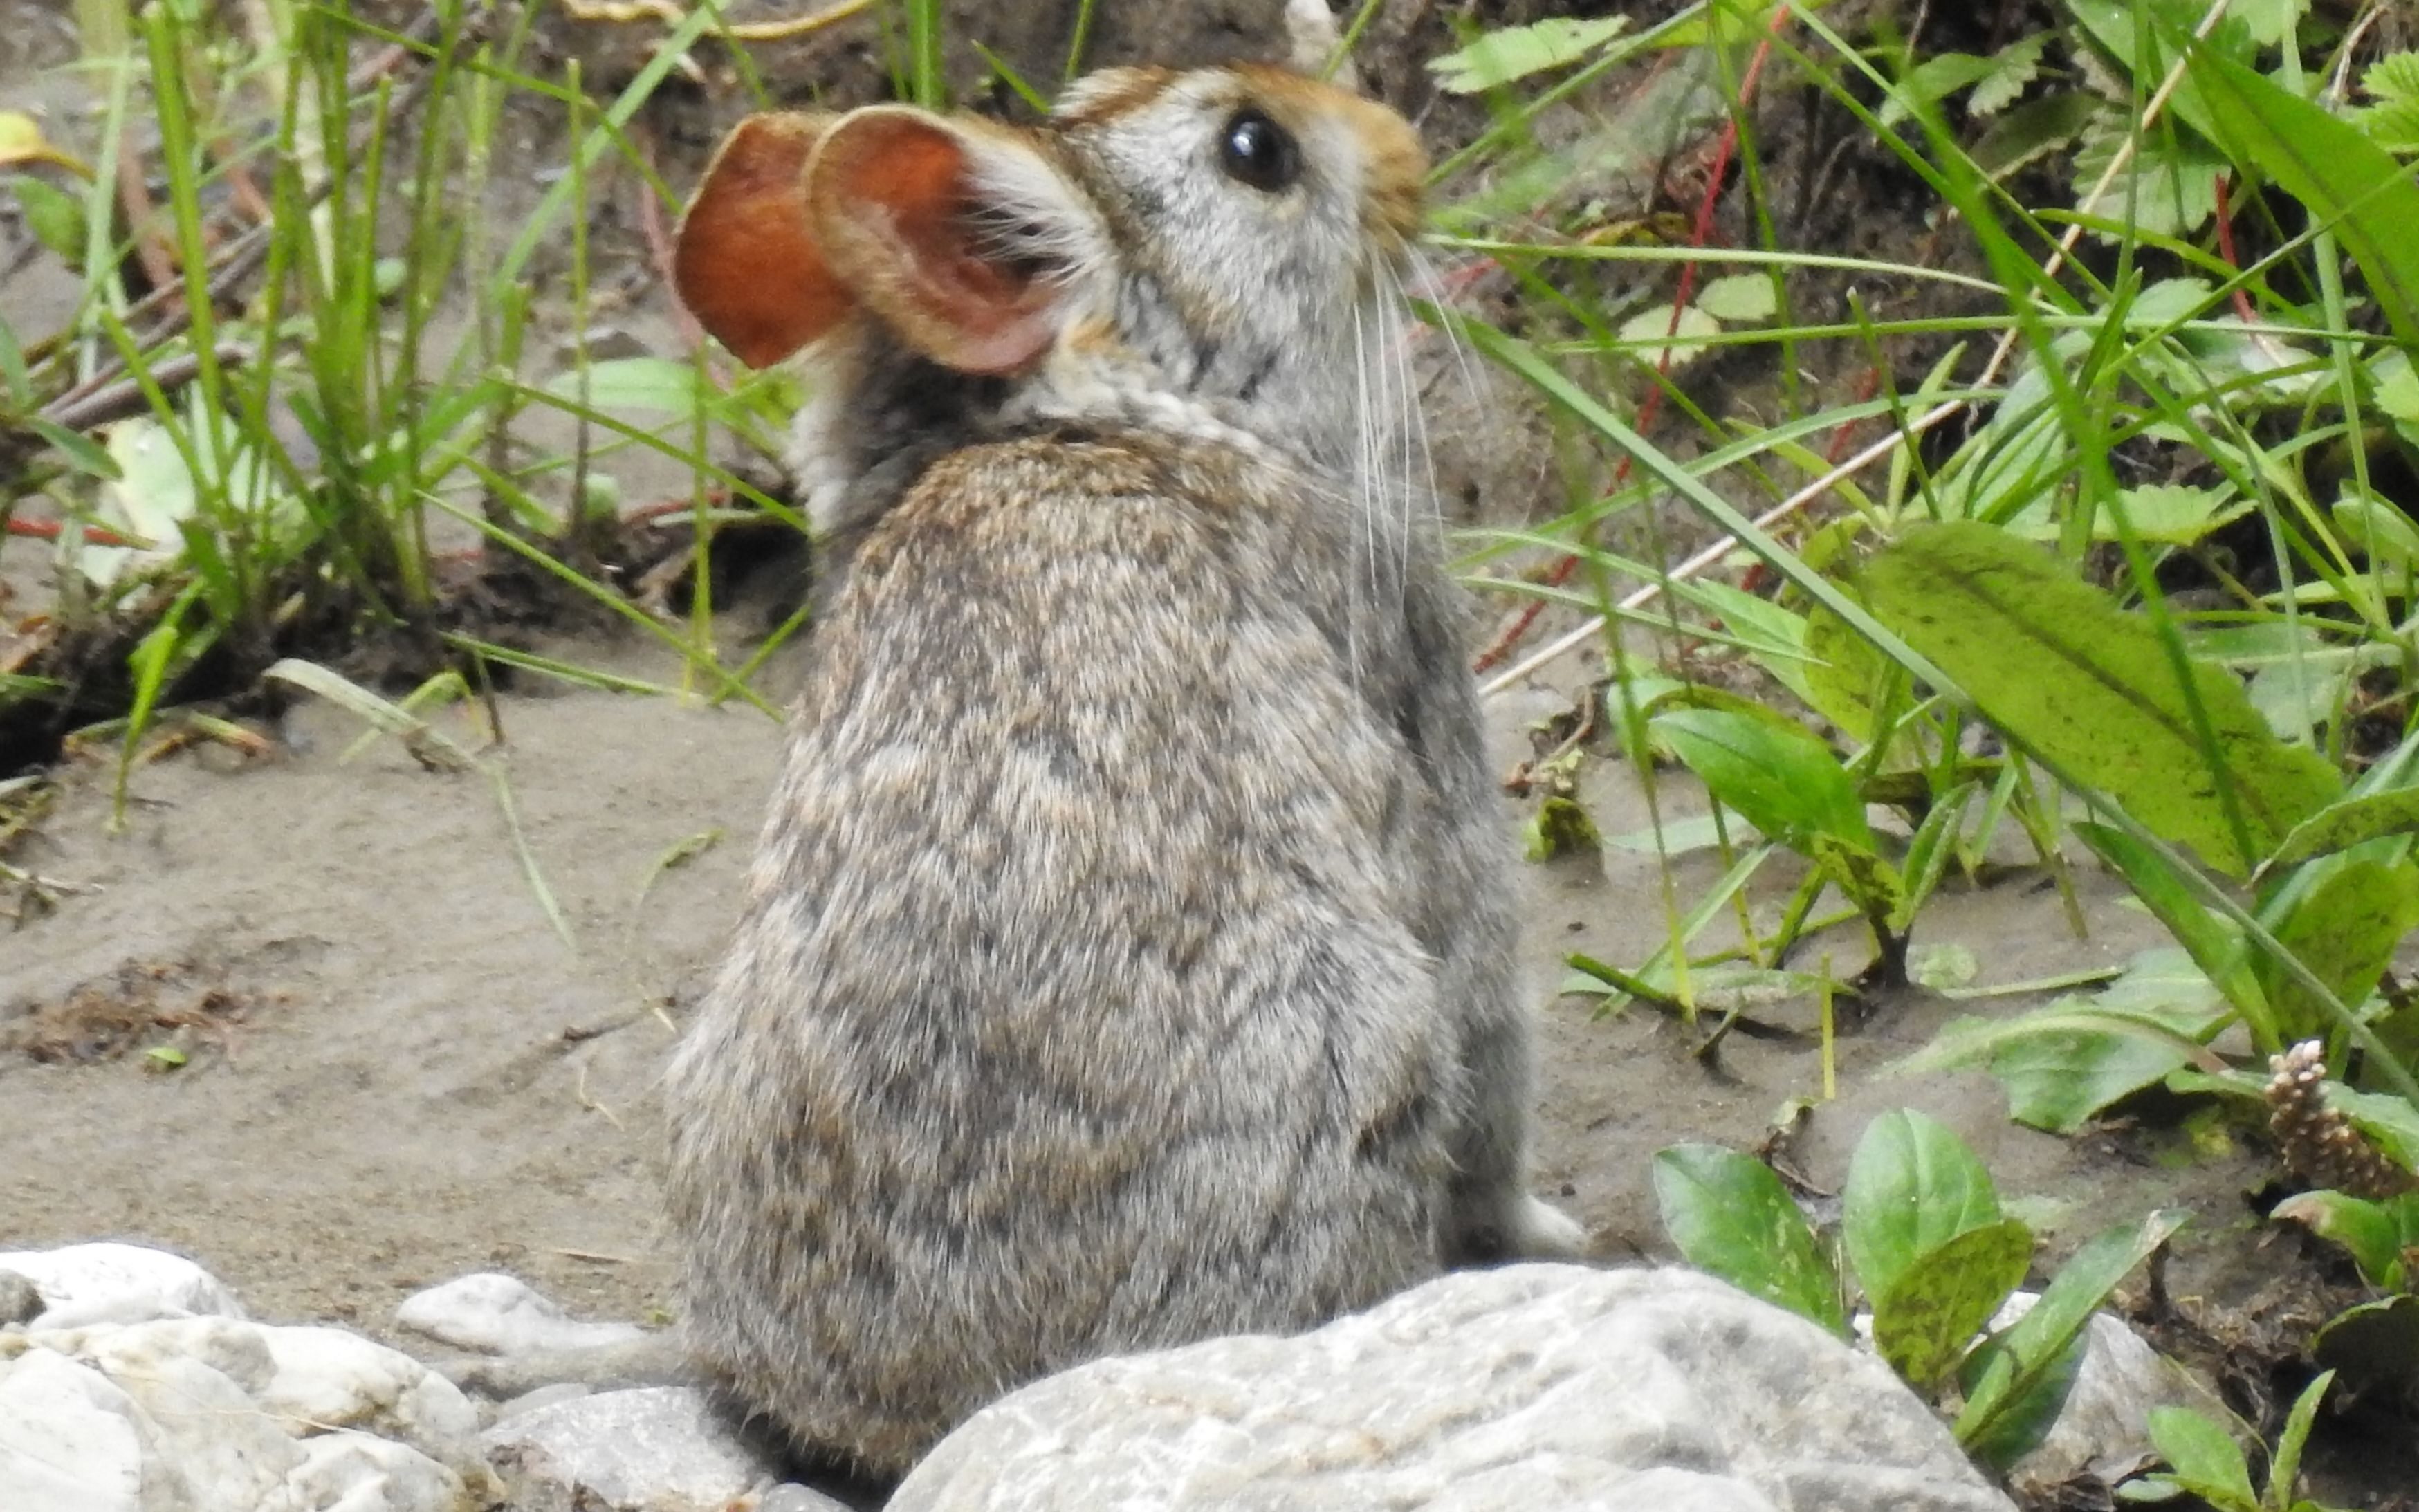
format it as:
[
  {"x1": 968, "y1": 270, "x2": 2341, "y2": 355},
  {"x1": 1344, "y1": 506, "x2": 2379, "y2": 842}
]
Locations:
[
  {"x1": 1653, "y1": 1143, "x2": 1845, "y2": 1336},
  {"x1": 1862, "y1": 522, "x2": 2342, "y2": 877},
  {"x1": 1873, "y1": 1219, "x2": 2035, "y2": 1392},
  {"x1": 1842, "y1": 1109, "x2": 2004, "y2": 1304}
]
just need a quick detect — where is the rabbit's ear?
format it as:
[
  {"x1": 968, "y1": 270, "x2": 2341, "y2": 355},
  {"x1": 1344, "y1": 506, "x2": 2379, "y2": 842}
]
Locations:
[
  {"x1": 674, "y1": 113, "x2": 852, "y2": 368},
  {"x1": 807, "y1": 107, "x2": 1081, "y2": 377}
]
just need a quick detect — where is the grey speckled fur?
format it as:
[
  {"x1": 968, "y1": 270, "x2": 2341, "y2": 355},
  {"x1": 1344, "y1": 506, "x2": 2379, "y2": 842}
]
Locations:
[{"x1": 663, "y1": 65, "x2": 1580, "y2": 1479}]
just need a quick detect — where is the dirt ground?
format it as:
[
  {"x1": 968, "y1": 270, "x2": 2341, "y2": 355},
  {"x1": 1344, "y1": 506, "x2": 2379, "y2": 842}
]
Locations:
[
  {"x1": 5, "y1": 1, "x2": 2414, "y2": 1505},
  {"x1": 0, "y1": 634, "x2": 2266, "y2": 1326}
]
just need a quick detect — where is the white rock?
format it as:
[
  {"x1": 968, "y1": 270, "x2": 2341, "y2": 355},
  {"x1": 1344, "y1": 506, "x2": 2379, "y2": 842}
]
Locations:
[
  {"x1": 0, "y1": 1243, "x2": 244, "y2": 1328},
  {"x1": 396, "y1": 1274, "x2": 643, "y2": 1356},
  {"x1": 890, "y1": 1264, "x2": 2016, "y2": 1512},
  {"x1": 43, "y1": 1323, "x2": 302, "y2": 1512},
  {"x1": 479, "y1": 1386, "x2": 778, "y2": 1511},
  {"x1": 280, "y1": 1430, "x2": 468, "y2": 1512},
  {"x1": 0, "y1": 1347, "x2": 188, "y2": 1512},
  {"x1": 254, "y1": 1325, "x2": 484, "y2": 1479}
]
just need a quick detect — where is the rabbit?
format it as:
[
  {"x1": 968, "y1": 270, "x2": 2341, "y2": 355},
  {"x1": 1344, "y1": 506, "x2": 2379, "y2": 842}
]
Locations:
[{"x1": 661, "y1": 63, "x2": 1586, "y2": 1479}]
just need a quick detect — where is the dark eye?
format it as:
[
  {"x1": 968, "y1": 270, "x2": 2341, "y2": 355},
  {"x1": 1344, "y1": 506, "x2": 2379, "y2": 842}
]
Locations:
[{"x1": 1218, "y1": 109, "x2": 1300, "y2": 194}]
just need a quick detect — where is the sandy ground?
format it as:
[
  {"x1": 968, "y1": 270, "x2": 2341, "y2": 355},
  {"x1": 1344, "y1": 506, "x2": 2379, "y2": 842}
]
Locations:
[{"x1": 3, "y1": 629, "x2": 2273, "y2": 1348}]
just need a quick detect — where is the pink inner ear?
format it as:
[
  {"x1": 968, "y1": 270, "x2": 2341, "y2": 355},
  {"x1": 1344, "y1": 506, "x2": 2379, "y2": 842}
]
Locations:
[
  {"x1": 810, "y1": 112, "x2": 1060, "y2": 377},
  {"x1": 673, "y1": 113, "x2": 852, "y2": 369}
]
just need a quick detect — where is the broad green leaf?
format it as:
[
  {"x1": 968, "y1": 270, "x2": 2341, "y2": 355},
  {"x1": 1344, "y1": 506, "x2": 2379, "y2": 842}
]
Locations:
[
  {"x1": 1616, "y1": 302, "x2": 1721, "y2": 371},
  {"x1": 1427, "y1": 15, "x2": 1632, "y2": 93},
  {"x1": 1873, "y1": 1219, "x2": 2034, "y2": 1391},
  {"x1": 2066, "y1": 0, "x2": 2227, "y2": 142},
  {"x1": 1863, "y1": 522, "x2": 2343, "y2": 877},
  {"x1": 2333, "y1": 488, "x2": 2419, "y2": 568},
  {"x1": 1653, "y1": 1143, "x2": 1846, "y2": 1335},
  {"x1": 1694, "y1": 273, "x2": 1778, "y2": 323},
  {"x1": 1842, "y1": 1109, "x2": 2003, "y2": 1304},
  {"x1": 2145, "y1": 1405, "x2": 2258, "y2": 1511},
  {"x1": 1956, "y1": 1208, "x2": 2191, "y2": 1465},
  {"x1": 1915, "y1": 947, "x2": 2234, "y2": 1135},
  {"x1": 2270, "y1": 1191, "x2": 2406, "y2": 1289},
  {"x1": 1934, "y1": 1015, "x2": 2211, "y2": 1136},
  {"x1": 548, "y1": 356, "x2": 710, "y2": 417},
  {"x1": 1686, "y1": 581, "x2": 1820, "y2": 710},
  {"x1": 11, "y1": 175, "x2": 86, "y2": 264},
  {"x1": 1960, "y1": 1327, "x2": 2088, "y2": 1474},
  {"x1": 2259, "y1": 858, "x2": 2419, "y2": 1042},
  {"x1": 2185, "y1": 39, "x2": 2419, "y2": 349},
  {"x1": 2311, "y1": 1294, "x2": 2419, "y2": 1401},
  {"x1": 1803, "y1": 599, "x2": 1900, "y2": 744},
  {"x1": 1651, "y1": 707, "x2": 1870, "y2": 851}
]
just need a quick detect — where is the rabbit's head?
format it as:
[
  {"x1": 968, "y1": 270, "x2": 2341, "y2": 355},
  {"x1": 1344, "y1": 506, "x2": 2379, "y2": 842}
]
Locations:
[{"x1": 674, "y1": 66, "x2": 1430, "y2": 525}]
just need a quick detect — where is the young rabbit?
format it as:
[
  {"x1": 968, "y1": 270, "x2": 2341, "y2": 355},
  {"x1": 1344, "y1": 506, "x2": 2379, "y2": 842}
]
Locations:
[{"x1": 662, "y1": 64, "x2": 1585, "y2": 1478}]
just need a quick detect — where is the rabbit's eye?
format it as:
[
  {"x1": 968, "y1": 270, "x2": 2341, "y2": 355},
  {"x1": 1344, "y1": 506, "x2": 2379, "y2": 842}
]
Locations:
[{"x1": 1217, "y1": 109, "x2": 1300, "y2": 194}]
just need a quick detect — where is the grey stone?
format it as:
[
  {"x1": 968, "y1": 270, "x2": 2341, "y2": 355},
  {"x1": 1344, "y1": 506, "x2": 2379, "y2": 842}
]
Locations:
[
  {"x1": 492, "y1": 1382, "x2": 595, "y2": 1425},
  {"x1": 480, "y1": 1385, "x2": 779, "y2": 1512},
  {"x1": 890, "y1": 1264, "x2": 2015, "y2": 1512},
  {"x1": 0, "y1": 1269, "x2": 40, "y2": 1327},
  {"x1": 1996, "y1": 1296, "x2": 2240, "y2": 1496}
]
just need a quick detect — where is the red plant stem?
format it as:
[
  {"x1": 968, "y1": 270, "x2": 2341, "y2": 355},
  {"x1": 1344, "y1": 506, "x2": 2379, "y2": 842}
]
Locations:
[
  {"x1": 1471, "y1": 6, "x2": 1794, "y2": 675},
  {"x1": 5, "y1": 517, "x2": 140, "y2": 547},
  {"x1": 2211, "y1": 172, "x2": 2259, "y2": 324}
]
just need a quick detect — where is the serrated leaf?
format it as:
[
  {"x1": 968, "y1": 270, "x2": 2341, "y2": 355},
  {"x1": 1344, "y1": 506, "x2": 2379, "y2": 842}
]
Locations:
[
  {"x1": 1843, "y1": 1109, "x2": 2005, "y2": 1304},
  {"x1": 1427, "y1": 15, "x2": 1632, "y2": 94},
  {"x1": 1873, "y1": 1219, "x2": 2035, "y2": 1391},
  {"x1": 2355, "y1": 53, "x2": 2419, "y2": 153},
  {"x1": 2071, "y1": 121, "x2": 2226, "y2": 239},
  {"x1": 1617, "y1": 302, "x2": 1721, "y2": 371},
  {"x1": 1974, "y1": 91, "x2": 2103, "y2": 179},
  {"x1": 1971, "y1": 33, "x2": 2050, "y2": 118},
  {"x1": 1653, "y1": 1143, "x2": 1845, "y2": 1335},
  {"x1": 1880, "y1": 50, "x2": 2002, "y2": 127},
  {"x1": 1862, "y1": 522, "x2": 2344, "y2": 877}
]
